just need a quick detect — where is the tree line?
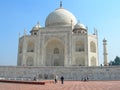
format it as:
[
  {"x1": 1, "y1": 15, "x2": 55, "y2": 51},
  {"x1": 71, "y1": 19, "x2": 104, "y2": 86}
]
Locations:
[{"x1": 109, "y1": 56, "x2": 120, "y2": 65}]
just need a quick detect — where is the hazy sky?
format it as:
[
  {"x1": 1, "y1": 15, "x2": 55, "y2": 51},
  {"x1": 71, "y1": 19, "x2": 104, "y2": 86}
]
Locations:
[{"x1": 0, "y1": 0, "x2": 120, "y2": 65}]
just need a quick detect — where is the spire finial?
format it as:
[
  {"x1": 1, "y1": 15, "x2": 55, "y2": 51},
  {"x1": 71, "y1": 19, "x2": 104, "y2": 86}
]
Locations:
[
  {"x1": 60, "y1": 0, "x2": 62, "y2": 8},
  {"x1": 24, "y1": 28, "x2": 27, "y2": 36},
  {"x1": 94, "y1": 27, "x2": 98, "y2": 35},
  {"x1": 36, "y1": 21, "x2": 40, "y2": 28},
  {"x1": 86, "y1": 26, "x2": 88, "y2": 30},
  {"x1": 37, "y1": 21, "x2": 39, "y2": 25}
]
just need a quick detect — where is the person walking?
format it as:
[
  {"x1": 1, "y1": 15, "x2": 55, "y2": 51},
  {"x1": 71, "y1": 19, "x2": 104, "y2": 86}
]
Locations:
[
  {"x1": 60, "y1": 76, "x2": 64, "y2": 84},
  {"x1": 54, "y1": 75, "x2": 58, "y2": 84}
]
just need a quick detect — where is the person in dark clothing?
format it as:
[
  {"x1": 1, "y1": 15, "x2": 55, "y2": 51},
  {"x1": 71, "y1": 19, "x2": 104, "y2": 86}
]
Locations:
[
  {"x1": 60, "y1": 76, "x2": 64, "y2": 84},
  {"x1": 86, "y1": 76, "x2": 89, "y2": 81},
  {"x1": 33, "y1": 76, "x2": 36, "y2": 81}
]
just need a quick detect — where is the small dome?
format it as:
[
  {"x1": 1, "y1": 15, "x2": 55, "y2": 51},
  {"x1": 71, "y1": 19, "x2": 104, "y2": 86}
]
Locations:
[
  {"x1": 74, "y1": 23, "x2": 86, "y2": 30},
  {"x1": 45, "y1": 8, "x2": 77, "y2": 27},
  {"x1": 32, "y1": 22, "x2": 41, "y2": 30}
]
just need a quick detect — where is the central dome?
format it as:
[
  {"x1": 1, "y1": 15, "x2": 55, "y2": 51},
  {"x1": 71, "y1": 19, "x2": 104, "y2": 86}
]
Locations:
[{"x1": 45, "y1": 8, "x2": 77, "y2": 27}]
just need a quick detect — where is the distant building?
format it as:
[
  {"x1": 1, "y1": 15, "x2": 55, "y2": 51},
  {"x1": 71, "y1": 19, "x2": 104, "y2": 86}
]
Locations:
[{"x1": 17, "y1": 3, "x2": 99, "y2": 66}]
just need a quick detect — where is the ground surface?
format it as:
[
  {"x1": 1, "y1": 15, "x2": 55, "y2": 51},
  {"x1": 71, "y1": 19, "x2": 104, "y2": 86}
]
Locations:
[{"x1": 0, "y1": 80, "x2": 120, "y2": 90}]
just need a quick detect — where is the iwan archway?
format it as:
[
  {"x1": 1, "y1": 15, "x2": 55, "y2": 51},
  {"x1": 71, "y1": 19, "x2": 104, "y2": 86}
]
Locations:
[{"x1": 45, "y1": 38, "x2": 65, "y2": 66}]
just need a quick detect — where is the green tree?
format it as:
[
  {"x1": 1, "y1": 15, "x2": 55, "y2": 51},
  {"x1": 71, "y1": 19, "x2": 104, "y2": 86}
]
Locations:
[{"x1": 110, "y1": 56, "x2": 120, "y2": 65}]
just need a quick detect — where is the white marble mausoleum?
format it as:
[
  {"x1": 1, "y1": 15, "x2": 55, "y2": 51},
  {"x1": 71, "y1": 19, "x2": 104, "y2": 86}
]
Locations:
[{"x1": 17, "y1": 4, "x2": 99, "y2": 67}]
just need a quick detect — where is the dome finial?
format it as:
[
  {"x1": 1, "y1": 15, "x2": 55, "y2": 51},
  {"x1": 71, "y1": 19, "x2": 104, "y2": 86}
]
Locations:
[
  {"x1": 60, "y1": 0, "x2": 62, "y2": 8},
  {"x1": 94, "y1": 27, "x2": 98, "y2": 35},
  {"x1": 24, "y1": 28, "x2": 27, "y2": 36},
  {"x1": 37, "y1": 21, "x2": 40, "y2": 25},
  {"x1": 35, "y1": 21, "x2": 41, "y2": 28}
]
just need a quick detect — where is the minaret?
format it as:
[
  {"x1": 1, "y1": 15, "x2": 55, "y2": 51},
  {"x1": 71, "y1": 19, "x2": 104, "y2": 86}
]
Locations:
[{"x1": 103, "y1": 38, "x2": 108, "y2": 66}]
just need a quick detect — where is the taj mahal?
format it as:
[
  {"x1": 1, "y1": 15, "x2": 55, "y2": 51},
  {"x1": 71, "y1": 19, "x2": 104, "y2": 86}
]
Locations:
[
  {"x1": 17, "y1": 2, "x2": 108, "y2": 67},
  {"x1": 1, "y1": 2, "x2": 120, "y2": 81}
]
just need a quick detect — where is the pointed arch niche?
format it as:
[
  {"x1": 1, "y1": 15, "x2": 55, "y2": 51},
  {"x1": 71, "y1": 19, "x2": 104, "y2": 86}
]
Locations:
[
  {"x1": 27, "y1": 40, "x2": 34, "y2": 52},
  {"x1": 90, "y1": 41, "x2": 96, "y2": 53},
  {"x1": 75, "y1": 40, "x2": 84, "y2": 52},
  {"x1": 45, "y1": 38, "x2": 65, "y2": 66}
]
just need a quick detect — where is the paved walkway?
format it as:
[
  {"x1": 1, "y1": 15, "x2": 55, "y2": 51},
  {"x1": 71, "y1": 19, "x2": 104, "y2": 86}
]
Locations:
[{"x1": 0, "y1": 80, "x2": 120, "y2": 90}]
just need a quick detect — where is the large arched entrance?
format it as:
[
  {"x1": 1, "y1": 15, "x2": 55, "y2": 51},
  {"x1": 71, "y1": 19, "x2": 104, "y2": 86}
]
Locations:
[{"x1": 45, "y1": 38, "x2": 65, "y2": 66}]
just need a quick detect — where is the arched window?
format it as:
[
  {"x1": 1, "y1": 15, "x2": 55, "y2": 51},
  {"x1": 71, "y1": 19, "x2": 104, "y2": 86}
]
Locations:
[
  {"x1": 54, "y1": 48, "x2": 59, "y2": 54},
  {"x1": 75, "y1": 40, "x2": 84, "y2": 52},
  {"x1": 27, "y1": 41, "x2": 34, "y2": 52},
  {"x1": 26, "y1": 57, "x2": 34, "y2": 66},
  {"x1": 90, "y1": 41, "x2": 96, "y2": 53}
]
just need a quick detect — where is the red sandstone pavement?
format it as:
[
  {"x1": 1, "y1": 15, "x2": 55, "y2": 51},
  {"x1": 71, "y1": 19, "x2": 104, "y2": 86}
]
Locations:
[{"x1": 0, "y1": 80, "x2": 120, "y2": 90}]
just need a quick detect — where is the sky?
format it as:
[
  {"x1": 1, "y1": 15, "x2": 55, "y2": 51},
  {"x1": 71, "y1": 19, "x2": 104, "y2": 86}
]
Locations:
[{"x1": 0, "y1": 0, "x2": 120, "y2": 66}]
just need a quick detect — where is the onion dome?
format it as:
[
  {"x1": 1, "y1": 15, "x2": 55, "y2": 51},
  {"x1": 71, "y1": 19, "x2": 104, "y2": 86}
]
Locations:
[
  {"x1": 45, "y1": 8, "x2": 77, "y2": 27},
  {"x1": 74, "y1": 22, "x2": 86, "y2": 30},
  {"x1": 73, "y1": 22, "x2": 87, "y2": 34},
  {"x1": 30, "y1": 22, "x2": 41, "y2": 35},
  {"x1": 32, "y1": 22, "x2": 41, "y2": 30}
]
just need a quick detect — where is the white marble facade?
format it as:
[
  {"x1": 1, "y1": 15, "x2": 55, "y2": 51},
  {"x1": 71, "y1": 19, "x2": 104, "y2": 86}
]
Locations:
[{"x1": 17, "y1": 6, "x2": 98, "y2": 67}]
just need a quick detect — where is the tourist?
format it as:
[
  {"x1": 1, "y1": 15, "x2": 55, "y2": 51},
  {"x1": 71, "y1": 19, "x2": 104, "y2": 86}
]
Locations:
[
  {"x1": 54, "y1": 75, "x2": 58, "y2": 84},
  {"x1": 33, "y1": 76, "x2": 36, "y2": 81},
  {"x1": 86, "y1": 76, "x2": 89, "y2": 81},
  {"x1": 83, "y1": 77, "x2": 87, "y2": 81},
  {"x1": 83, "y1": 76, "x2": 89, "y2": 81},
  {"x1": 60, "y1": 76, "x2": 64, "y2": 84}
]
